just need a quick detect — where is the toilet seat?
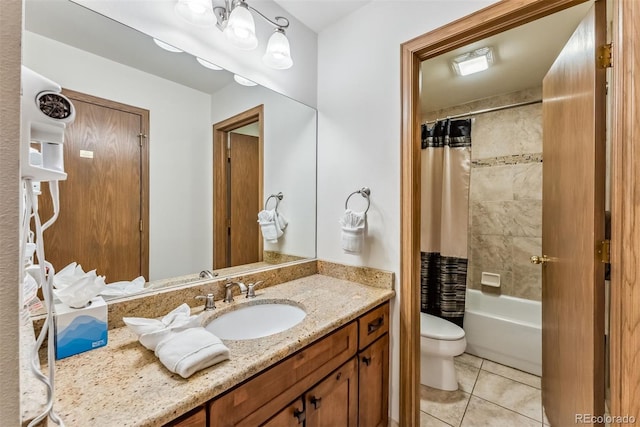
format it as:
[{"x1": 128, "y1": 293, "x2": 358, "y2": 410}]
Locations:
[{"x1": 420, "y1": 313, "x2": 465, "y2": 341}]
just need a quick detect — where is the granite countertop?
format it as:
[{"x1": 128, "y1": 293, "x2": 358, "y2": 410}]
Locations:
[{"x1": 22, "y1": 274, "x2": 394, "y2": 426}]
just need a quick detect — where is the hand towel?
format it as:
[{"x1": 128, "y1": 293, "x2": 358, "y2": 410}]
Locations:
[
  {"x1": 154, "y1": 327, "x2": 230, "y2": 378},
  {"x1": 339, "y1": 209, "x2": 366, "y2": 253},
  {"x1": 123, "y1": 303, "x2": 203, "y2": 350},
  {"x1": 100, "y1": 276, "x2": 146, "y2": 298},
  {"x1": 258, "y1": 209, "x2": 279, "y2": 242}
]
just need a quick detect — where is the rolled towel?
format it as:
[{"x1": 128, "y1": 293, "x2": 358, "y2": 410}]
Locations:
[
  {"x1": 123, "y1": 303, "x2": 203, "y2": 350},
  {"x1": 155, "y1": 327, "x2": 230, "y2": 378},
  {"x1": 339, "y1": 209, "x2": 366, "y2": 253},
  {"x1": 258, "y1": 209, "x2": 279, "y2": 242}
]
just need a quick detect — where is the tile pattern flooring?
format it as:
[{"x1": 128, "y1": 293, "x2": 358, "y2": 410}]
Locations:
[{"x1": 420, "y1": 353, "x2": 550, "y2": 426}]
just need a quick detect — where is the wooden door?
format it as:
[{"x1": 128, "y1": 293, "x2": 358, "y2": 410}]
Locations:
[
  {"x1": 306, "y1": 358, "x2": 358, "y2": 427},
  {"x1": 541, "y1": 1, "x2": 606, "y2": 425},
  {"x1": 262, "y1": 398, "x2": 304, "y2": 427},
  {"x1": 358, "y1": 334, "x2": 389, "y2": 427},
  {"x1": 228, "y1": 132, "x2": 260, "y2": 267},
  {"x1": 40, "y1": 90, "x2": 148, "y2": 282}
]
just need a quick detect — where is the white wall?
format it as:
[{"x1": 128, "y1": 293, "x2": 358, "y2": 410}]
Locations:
[
  {"x1": 74, "y1": 0, "x2": 318, "y2": 108},
  {"x1": 211, "y1": 83, "x2": 316, "y2": 259},
  {"x1": 316, "y1": 1, "x2": 498, "y2": 421},
  {"x1": 0, "y1": 0, "x2": 22, "y2": 423},
  {"x1": 23, "y1": 31, "x2": 213, "y2": 281}
]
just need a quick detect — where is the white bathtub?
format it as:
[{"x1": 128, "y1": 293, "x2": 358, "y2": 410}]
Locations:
[{"x1": 464, "y1": 289, "x2": 541, "y2": 376}]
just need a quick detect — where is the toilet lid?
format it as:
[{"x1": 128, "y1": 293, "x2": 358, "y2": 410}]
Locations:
[{"x1": 420, "y1": 313, "x2": 465, "y2": 340}]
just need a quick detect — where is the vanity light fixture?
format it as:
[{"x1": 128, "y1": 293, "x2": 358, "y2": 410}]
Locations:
[
  {"x1": 451, "y1": 47, "x2": 494, "y2": 76},
  {"x1": 233, "y1": 74, "x2": 257, "y2": 86},
  {"x1": 175, "y1": 0, "x2": 294, "y2": 70},
  {"x1": 153, "y1": 38, "x2": 184, "y2": 53},
  {"x1": 196, "y1": 57, "x2": 223, "y2": 70}
]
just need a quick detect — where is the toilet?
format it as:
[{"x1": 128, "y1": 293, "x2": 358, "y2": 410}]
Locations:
[{"x1": 420, "y1": 312, "x2": 467, "y2": 391}]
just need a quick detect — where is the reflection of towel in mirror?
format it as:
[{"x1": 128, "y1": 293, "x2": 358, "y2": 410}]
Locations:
[
  {"x1": 258, "y1": 209, "x2": 288, "y2": 243},
  {"x1": 155, "y1": 327, "x2": 230, "y2": 378},
  {"x1": 339, "y1": 209, "x2": 366, "y2": 253}
]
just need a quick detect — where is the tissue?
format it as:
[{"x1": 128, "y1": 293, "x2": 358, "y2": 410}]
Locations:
[{"x1": 54, "y1": 269, "x2": 106, "y2": 308}]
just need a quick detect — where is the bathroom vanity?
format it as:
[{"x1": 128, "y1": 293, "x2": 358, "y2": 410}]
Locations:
[{"x1": 21, "y1": 270, "x2": 393, "y2": 427}]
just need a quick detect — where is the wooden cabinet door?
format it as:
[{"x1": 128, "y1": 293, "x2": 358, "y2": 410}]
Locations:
[
  {"x1": 262, "y1": 398, "x2": 305, "y2": 427},
  {"x1": 306, "y1": 358, "x2": 358, "y2": 427},
  {"x1": 165, "y1": 407, "x2": 207, "y2": 427},
  {"x1": 358, "y1": 334, "x2": 389, "y2": 427}
]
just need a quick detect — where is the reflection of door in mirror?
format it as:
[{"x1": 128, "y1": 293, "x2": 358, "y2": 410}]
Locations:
[
  {"x1": 39, "y1": 89, "x2": 150, "y2": 282},
  {"x1": 213, "y1": 105, "x2": 264, "y2": 269}
]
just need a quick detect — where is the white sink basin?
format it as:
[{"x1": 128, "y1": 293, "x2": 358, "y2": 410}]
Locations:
[{"x1": 205, "y1": 303, "x2": 306, "y2": 340}]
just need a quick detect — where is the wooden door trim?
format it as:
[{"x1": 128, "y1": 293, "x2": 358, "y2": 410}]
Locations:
[
  {"x1": 399, "y1": 1, "x2": 597, "y2": 425},
  {"x1": 60, "y1": 88, "x2": 150, "y2": 280},
  {"x1": 212, "y1": 105, "x2": 264, "y2": 269},
  {"x1": 609, "y1": 0, "x2": 640, "y2": 424}
]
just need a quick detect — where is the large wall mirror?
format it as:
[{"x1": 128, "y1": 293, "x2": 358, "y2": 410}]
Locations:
[{"x1": 23, "y1": 0, "x2": 317, "y2": 300}]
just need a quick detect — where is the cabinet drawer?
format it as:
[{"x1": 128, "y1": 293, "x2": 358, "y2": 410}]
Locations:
[
  {"x1": 209, "y1": 322, "x2": 358, "y2": 426},
  {"x1": 165, "y1": 406, "x2": 207, "y2": 427},
  {"x1": 358, "y1": 302, "x2": 389, "y2": 350}
]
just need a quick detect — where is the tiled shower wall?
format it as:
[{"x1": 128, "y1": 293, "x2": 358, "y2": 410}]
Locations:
[{"x1": 424, "y1": 87, "x2": 543, "y2": 301}]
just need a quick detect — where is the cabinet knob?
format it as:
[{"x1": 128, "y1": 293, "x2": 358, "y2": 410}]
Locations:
[
  {"x1": 310, "y1": 396, "x2": 322, "y2": 409},
  {"x1": 362, "y1": 356, "x2": 372, "y2": 366},
  {"x1": 293, "y1": 408, "x2": 306, "y2": 423}
]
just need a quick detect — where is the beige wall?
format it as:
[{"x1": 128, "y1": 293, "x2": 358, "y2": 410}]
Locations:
[
  {"x1": 425, "y1": 87, "x2": 543, "y2": 301},
  {"x1": 0, "y1": 0, "x2": 22, "y2": 423}
]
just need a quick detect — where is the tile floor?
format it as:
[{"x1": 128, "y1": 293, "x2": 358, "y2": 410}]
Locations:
[{"x1": 420, "y1": 353, "x2": 550, "y2": 426}]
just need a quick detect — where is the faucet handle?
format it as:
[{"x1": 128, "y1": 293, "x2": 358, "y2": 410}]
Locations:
[
  {"x1": 195, "y1": 293, "x2": 216, "y2": 311},
  {"x1": 246, "y1": 281, "x2": 264, "y2": 298}
]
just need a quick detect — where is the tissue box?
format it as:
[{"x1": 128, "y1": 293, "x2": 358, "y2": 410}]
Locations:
[{"x1": 55, "y1": 296, "x2": 108, "y2": 359}]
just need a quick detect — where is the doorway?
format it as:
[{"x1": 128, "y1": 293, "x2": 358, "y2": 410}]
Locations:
[
  {"x1": 39, "y1": 89, "x2": 149, "y2": 282},
  {"x1": 400, "y1": 0, "x2": 640, "y2": 426},
  {"x1": 213, "y1": 105, "x2": 264, "y2": 269}
]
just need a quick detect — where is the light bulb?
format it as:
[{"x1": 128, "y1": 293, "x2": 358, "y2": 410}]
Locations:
[
  {"x1": 175, "y1": 0, "x2": 215, "y2": 27},
  {"x1": 196, "y1": 57, "x2": 223, "y2": 70},
  {"x1": 233, "y1": 74, "x2": 257, "y2": 86},
  {"x1": 153, "y1": 38, "x2": 183, "y2": 53},
  {"x1": 224, "y1": 4, "x2": 258, "y2": 50},
  {"x1": 263, "y1": 29, "x2": 293, "y2": 69}
]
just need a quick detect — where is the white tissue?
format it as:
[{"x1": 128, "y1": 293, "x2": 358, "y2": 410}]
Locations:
[
  {"x1": 54, "y1": 270, "x2": 107, "y2": 308},
  {"x1": 100, "y1": 276, "x2": 146, "y2": 298},
  {"x1": 53, "y1": 262, "x2": 86, "y2": 289}
]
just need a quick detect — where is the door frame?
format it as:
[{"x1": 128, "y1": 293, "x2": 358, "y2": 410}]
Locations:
[
  {"x1": 60, "y1": 88, "x2": 150, "y2": 279},
  {"x1": 212, "y1": 104, "x2": 264, "y2": 269},
  {"x1": 399, "y1": 0, "x2": 639, "y2": 425}
]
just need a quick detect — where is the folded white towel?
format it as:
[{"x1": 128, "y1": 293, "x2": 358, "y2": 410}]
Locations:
[
  {"x1": 123, "y1": 303, "x2": 203, "y2": 350},
  {"x1": 258, "y1": 209, "x2": 279, "y2": 242},
  {"x1": 101, "y1": 276, "x2": 146, "y2": 298},
  {"x1": 155, "y1": 327, "x2": 230, "y2": 378},
  {"x1": 339, "y1": 209, "x2": 366, "y2": 253}
]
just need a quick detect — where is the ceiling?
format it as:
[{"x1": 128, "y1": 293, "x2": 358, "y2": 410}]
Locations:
[
  {"x1": 421, "y1": 1, "x2": 593, "y2": 113},
  {"x1": 272, "y1": 0, "x2": 372, "y2": 33}
]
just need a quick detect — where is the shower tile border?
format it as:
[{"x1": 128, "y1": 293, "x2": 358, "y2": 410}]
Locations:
[{"x1": 472, "y1": 153, "x2": 543, "y2": 168}]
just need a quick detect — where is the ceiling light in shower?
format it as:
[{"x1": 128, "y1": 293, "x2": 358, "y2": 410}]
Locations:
[
  {"x1": 153, "y1": 38, "x2": 183, "y2": 53},
  {"x1": 196, "y1": 57, "x2": 223, "y2": 70},
  {"x1": 451, "y1": 47, "x2": 494, "y2": 76},
  {"x1": 233, "y1": 74, "x2": 257, "y2": 86}
]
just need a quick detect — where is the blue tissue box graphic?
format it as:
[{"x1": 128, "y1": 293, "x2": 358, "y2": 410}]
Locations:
[{"x1": 55, "y1": 297, "x2": 108, "y2": 359}]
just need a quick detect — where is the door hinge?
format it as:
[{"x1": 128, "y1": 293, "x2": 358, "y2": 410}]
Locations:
[
  {"x1": 598, "y1": 43, "x2": 612, "y2": 69},
  {"x1": 139, "y1": 219, "x2": 143, "y2": 232},
  {"x1": 598, "y1": 239, "x2": 611, "y2": 263}
]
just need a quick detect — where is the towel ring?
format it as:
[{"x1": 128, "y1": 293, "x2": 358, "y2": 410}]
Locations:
[
  {"x1": 264, "y1": 192, "x2": 283, "y2": 210},
  {"x1": 345, "y1": 187, "x2": 371, "y2": 214}
]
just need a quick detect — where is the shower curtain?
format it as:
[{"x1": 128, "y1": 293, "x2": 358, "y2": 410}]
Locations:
[{"x1": 420, "y1": 119, "x2": 471, "y2": 327}]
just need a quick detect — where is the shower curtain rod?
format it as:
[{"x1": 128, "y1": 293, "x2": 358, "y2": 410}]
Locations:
[{"x1": 424, "y1": 99, "x2": 542, "y2": 124}]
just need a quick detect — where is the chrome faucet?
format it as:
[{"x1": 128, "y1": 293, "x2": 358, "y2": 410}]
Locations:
[
  {"x1": 224, "y1": 281, "x2": 247, "y2": 303},
  {"x1": 246, "y1": 281, "x2": 264, "y2": 298},
  {"x1": 199, "y1": 270, "x2": 218, "y2": 279},
  {"x1": 195, "y1": 293, "x2": 216, "y2": 311}
]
